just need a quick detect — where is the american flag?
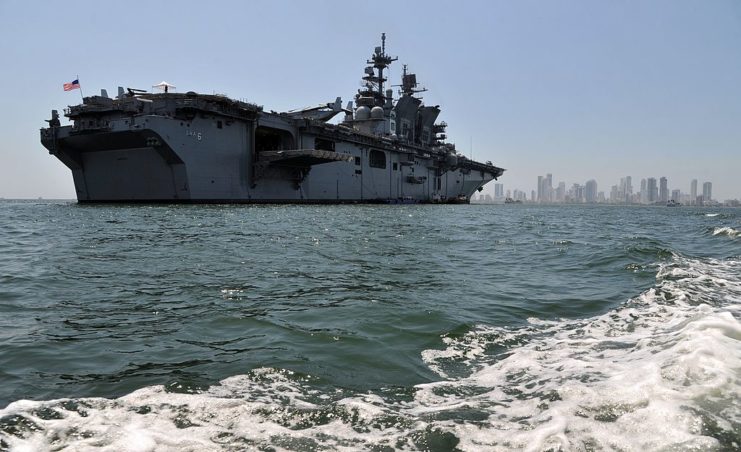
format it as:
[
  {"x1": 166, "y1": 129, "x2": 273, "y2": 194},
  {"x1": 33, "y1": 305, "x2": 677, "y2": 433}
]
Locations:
[{"x1": 63, "y1": 79, "x2": 80, "y2": 91}]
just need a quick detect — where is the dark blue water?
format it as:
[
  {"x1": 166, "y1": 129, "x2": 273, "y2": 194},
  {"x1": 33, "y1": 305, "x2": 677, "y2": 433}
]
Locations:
[{"x1": 1, "y1": 201, "x2": 739, "y2": 451}]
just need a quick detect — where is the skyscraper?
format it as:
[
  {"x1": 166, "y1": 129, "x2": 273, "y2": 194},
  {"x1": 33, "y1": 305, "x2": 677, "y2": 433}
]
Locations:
[
  {"x1": 494, "y1": 183, "x2": 504, "y2": 199},
  {"x1": 571, "y1": 183, "x2": 584, "y2": 203},
  {"x1": 537, "y1": 176, "x2": 543, "y2": 202},
  {"x1": 647, "y1": 178, "x2": 658, "y2": 203},
  {"x1": 703, "y1": 182, "x2": 712, "y2": 202},
  {"x1": 585, "y1": 179, "x2": 598, "y2": 203},
  {"x1": 622, "y1": 176, "x2": 633, "y2": 203},
  {"x1": 556, "y1": 182, "x2": 566, "y2": 202},
  {"x1": 659, "y1": 177, "x2": 668, "y2": 203},
  {"x1": 640, "y1": 178, "x2": 647, "y2": 204},
  {"x1": 690, "y1": 179, "x2": 697, "y2": 205}
]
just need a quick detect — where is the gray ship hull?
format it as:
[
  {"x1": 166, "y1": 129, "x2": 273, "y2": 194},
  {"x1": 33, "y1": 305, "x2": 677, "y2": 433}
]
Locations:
[
  {"x1": 41, "y1": 36, "x2": 503, "y2": 203},
  {"x1": 41, "y1": 107, "x2": 500, "y2": 204}
]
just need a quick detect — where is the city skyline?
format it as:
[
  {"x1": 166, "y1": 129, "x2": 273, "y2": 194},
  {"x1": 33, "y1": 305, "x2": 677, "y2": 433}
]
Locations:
[{"x1": 483, "y1": 172, "x2": 734, "y2": 205}]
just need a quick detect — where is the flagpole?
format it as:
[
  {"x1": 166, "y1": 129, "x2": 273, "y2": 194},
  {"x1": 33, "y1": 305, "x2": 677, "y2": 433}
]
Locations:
[{"x1": 77, "y1": 75, "x2": 84, "y2": 102}]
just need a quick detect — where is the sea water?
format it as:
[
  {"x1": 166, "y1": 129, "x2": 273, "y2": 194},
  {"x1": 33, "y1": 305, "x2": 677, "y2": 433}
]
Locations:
[{"x1": 0, "y1": 201, "x2": 738, "y2": 451}]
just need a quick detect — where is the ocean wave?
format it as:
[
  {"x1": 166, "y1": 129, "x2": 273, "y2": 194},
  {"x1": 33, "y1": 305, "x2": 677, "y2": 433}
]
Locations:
[
  {"x1": 712, "y1": 227, "x2": 740, "y2": 238},
  {"x1": 696, "y1": 212, "x2": 737, "y2": 221},
  {"x1": 2, "y1": 256, "x2": 739, "y2": 451}
]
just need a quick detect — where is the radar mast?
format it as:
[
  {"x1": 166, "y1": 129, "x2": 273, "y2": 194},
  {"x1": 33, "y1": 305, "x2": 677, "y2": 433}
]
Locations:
[
  {"x1": 399, "y1": 64, "x2": 427, "y2": 98},
  {"x1": 357, "y1": 33, "x2": 397, "y2": 107}
]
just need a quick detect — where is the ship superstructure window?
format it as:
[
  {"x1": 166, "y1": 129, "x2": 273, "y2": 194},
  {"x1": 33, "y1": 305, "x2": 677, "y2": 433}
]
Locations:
[
  {"x1": 355, "y1": 157, "x2": 361, "y2": 166},
  {"x1": 369, "y1": 150, "x2": 386, "y2": 169},
  {"x1": 255, "y1": 126, "x2": 295, "y2": 151},
  {"x1": 401, "y1": 119, "x2": 411, "y2": 140},
  {"x1": 315, "y1": 138, "x2": 335, "y2": 152},
  {"x1": 393, "y1": 163, "x2": 398, "y2": 171},
  {"x1": 217, "y1": 120, "x2": 223, "y2": 129}
]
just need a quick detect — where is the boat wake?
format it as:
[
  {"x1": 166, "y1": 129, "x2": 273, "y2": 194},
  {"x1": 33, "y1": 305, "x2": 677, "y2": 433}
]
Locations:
[
  {"x1": 418, "y1": 254, "x2": 740, "y2": 450},
  {"x1": 1, "y1": 255, "x2": 739, "y2": 451}
]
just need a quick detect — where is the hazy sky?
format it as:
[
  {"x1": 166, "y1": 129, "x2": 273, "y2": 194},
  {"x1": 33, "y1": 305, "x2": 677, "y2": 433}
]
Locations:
[{"x1": 1, "y1": 0, "x2": 739, "y2": 200}]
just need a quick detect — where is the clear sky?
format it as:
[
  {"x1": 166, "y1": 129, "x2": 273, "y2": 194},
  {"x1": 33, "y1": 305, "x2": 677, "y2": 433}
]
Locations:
[{"x1": 1, "y1": 0, "x2": 739, "y2": 200}]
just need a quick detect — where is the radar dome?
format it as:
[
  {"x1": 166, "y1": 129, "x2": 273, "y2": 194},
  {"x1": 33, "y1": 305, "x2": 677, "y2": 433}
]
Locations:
[
  {"x1": 355, "y1": 106, "x2": 370, "y2": 120},
  {"x1": 370, "y1": 106, "x2": 384, "y2": 119}
]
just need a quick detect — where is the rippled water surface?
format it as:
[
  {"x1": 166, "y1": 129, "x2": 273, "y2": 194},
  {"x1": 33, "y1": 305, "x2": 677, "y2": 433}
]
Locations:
[{"x1": 0, "y1": 201, "x2": 739, "y2": 451}]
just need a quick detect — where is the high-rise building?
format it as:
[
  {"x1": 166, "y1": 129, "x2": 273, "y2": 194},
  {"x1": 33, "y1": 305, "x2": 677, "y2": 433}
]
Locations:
[
  {"x1": 537, "y1": 176, "x2": 543, "y2": 202},
  {"x1": 617, "y1": 176, "x2": 633, "y2": 204},
  {"x1": 585, "y1": 179, "x2": 598, "y2": 203},
  {"x1": 625, "y1": 176, "x2": 632, "y2": 198},
  {"x1": 703, "y1": 182, "x2": 712, "y2": 202},
  {"x1": 494, "y1": 183, "x2": 504, "y2": 199},
  {"x1": 556, "y1": 182, "x2": 566, "y2": 202},
  {"x1": 536, "y1": 174, "x2": 554, "y2": 203},
  {"x1": 647, "y1": 178, "x2": 658, "y2": 203},
  {"x1": 570, "y1": 183, "x2": 584, "y2": 203},
  {"x1": 640, "y1": 178, "x2": 647, "y2": 204},
  {"x1": 690, "y1": 179, "x2": 697, "y2": 205},
  {"x1": 659, "y1": 177, "x2": 668, "y2": 203},
  {"x1": 671, "y1": 189, "x2": 681, "y2": 202}
]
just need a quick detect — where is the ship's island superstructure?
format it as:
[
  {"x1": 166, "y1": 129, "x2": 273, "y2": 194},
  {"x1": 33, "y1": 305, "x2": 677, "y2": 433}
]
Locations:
[{"x1": 41, "y1": 35, "x2": 504, "y2": 203}]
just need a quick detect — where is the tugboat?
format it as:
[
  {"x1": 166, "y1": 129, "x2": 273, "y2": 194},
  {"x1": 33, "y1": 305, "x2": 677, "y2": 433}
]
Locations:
[{"x1": 40, "y1": 35, "x2": 504, "y2": 203}]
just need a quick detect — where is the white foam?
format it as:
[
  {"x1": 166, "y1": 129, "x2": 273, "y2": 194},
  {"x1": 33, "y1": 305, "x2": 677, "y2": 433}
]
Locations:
[
  {"x1": 712, "y1": 227, "x2": 739, "y2": 238},
  {"x1": 416, "y1": 255, "x2": 741, "y2": 450},
  {"x1": 2, "y1": 257, "x2": 739, "y2": 451},
  {"x1": 1, "y1": 369, "x2": 415, "y2": 451}
]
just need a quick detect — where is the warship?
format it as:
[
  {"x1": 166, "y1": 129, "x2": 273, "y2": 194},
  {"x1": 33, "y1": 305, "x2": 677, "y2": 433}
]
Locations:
[{"x1": 40, "y1": 35, "x2": 504, "y2": 203}]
